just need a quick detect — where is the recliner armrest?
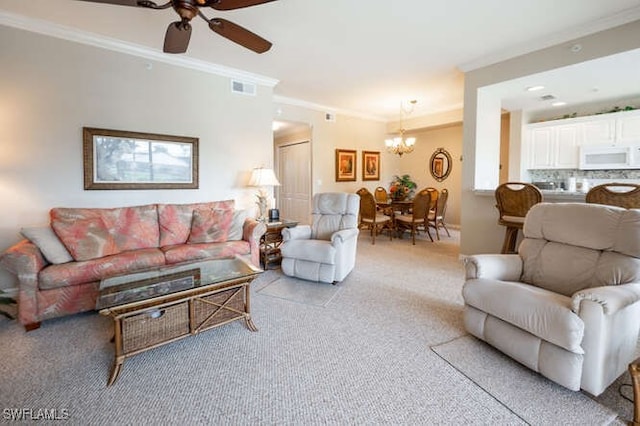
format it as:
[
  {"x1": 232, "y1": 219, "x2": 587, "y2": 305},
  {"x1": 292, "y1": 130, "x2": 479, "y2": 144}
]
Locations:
[
  {"x1": 572, "y1": 283, "x2": 640, "y2": 315},
  {"x1": 463, "y1": 254, "x2": 522, "y2": 281},
  {"x1": 330, "y1": 228, "x2": 359, "y2": 245},
  {"x1": 282, "y1": 225, "x2": 312, "y2": 242}
]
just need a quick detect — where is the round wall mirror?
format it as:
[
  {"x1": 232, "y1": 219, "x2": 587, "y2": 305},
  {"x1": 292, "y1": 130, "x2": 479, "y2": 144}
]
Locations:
[{"x1": 429, "y1": 148, "x2": 452, "y2": 182}]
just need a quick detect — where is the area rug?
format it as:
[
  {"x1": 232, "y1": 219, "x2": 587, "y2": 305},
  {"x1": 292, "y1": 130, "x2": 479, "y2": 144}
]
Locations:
[
  {"x1": 431, "y1": 334, "x2": 620, "y2": 425},
  {"x1": 256, "y1": 275, "x2": 341, "y2": 307}
]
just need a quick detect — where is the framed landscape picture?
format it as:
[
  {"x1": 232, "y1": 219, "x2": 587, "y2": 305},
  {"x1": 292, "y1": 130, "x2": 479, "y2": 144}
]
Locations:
[
  {"x1": 83, "y1": 127, "x2": 199, "y2": 190},
  {"x1": 362, "y1": 151, "x2": 380, "y2": 181},
  {"x1": 335, "y1": 149, "x2": 357, "y2": 182}
]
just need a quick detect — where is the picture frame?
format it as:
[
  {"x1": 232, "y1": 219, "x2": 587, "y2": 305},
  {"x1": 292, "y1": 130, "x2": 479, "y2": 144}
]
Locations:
[
  {"x1": 429, "y1": 147, "x2": 453, "y2": 182},
  {"x1": 83, "y1": 127, "x2": 199, "y2": 190},
  {"x1": 335, "y1": 149, "x2": 357, "y2": 182},
  {"x1": 362, "y1": 151, "x2": 380, "y2": 181}
]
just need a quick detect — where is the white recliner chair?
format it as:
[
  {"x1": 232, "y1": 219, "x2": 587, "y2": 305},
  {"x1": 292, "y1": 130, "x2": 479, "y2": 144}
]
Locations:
[
  {"x1": 280, "y1": 192, "x2": 359, "y2": 283},
  {"x1": 463, "y1": 202, "x2": 640, "y2": 396}
]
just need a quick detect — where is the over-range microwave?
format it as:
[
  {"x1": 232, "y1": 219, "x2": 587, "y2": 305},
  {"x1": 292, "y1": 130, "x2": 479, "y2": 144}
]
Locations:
[{"x1": 579, "y1": 144, "x2": 640, "y2": 170}]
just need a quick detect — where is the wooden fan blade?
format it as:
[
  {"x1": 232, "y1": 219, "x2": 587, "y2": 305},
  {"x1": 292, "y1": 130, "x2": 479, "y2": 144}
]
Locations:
[
  {"x1": 209, "y1": 0, "x2": 277, "y2": 11},
  {"x1": 76, "y1": 0, "x2": 145, "y2": 6},
  {"x1": 164, "y1": 22, "x2": 192, "y2": 54},
  {"x1": 208, "y1": 18, "x2": 272, "y2": 53}
]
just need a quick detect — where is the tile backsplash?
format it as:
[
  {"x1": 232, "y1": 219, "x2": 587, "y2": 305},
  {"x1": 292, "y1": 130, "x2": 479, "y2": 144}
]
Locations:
[{"x1": 529, "y1": 169, "x2": 640, "y2": 187}]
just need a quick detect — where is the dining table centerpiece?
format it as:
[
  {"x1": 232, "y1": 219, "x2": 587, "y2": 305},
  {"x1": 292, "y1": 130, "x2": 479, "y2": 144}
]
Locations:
[{"x1": 390, "y1": 174, "x2": 417, "y2": 200}]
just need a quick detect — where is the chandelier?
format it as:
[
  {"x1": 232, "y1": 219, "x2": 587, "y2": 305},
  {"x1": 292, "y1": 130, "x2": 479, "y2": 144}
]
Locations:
[{"x1": 385, "y1": 100, "x2": 417, "y2": 157}]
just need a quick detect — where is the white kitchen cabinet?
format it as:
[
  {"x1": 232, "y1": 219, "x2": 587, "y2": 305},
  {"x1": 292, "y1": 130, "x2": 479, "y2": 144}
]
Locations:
[
  {"x1": 555, "y1": 124, "x2": 581, "y2": 168},
  {"x1": 526, "y1": 123, "x2": 580, "y2": 169},
  {"x1": 529, "y1": 127, "x2": 554, "y2": 168},
  {"x1": 617, "y1": 112, "x2": 640, "y2": 143},
  {"x1": 582, "y1": 118, "x2": 616, "y2": 145},
  {"x1": 525, "y1": 109, "x2": 640, "y2": 170}
]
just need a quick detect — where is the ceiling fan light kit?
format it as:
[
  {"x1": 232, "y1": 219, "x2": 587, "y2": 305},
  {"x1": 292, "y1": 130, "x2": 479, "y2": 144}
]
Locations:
[{"x1": 79, "y1": 0, "x2": 276, "y2": 54}]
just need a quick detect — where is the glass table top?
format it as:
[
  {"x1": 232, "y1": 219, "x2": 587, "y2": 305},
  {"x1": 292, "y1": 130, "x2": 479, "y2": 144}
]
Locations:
[{"x1": 96, "y1": 257, "x2": 262, "y2": 310}]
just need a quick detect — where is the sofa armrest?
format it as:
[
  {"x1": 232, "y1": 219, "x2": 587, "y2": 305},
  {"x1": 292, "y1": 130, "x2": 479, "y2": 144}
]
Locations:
[
  {"x1": 242, "y1": 218, "x2": 267, "y2": 244},
  {"x1": 242, "y1": 218, "x2": 266, "y2": 267},
  {"x1": 331, "y1": 228, "x2": 359, "y2": 246},
  {"x1": 572, "y1": 283, "x2": 640, "y2": 315},
  {"x1": 282, "y1": 225, "x2": 312, "y2": 242},
  {"x1": 0, "y1": 240, "x2": 48, "y2": 286},
  {"x1": 463, "y1": 254, "x2": 522, "y2": 281}
]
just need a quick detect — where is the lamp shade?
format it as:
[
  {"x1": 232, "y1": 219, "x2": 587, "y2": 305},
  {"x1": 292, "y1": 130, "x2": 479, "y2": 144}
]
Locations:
[{"x1": 248, "y1": 167, "x2": 281, "y2": 187}]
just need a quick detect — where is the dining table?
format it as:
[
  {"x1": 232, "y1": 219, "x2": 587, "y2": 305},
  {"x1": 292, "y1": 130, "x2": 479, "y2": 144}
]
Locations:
[{"x1": 376, "y1": 198, "x2": 413, "y2": 216}]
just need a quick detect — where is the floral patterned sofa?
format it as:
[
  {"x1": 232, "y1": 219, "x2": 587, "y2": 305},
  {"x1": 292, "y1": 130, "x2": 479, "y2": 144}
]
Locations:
[{"x1": 0, "y1": 200, "x2": 266, "y2": 331}]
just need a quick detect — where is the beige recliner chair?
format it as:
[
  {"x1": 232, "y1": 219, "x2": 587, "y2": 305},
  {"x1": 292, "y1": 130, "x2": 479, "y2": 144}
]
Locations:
[
  {"x1": 463, "y1": 202, "x2": 640, "y2": 396},
  {"x1": 280, "y1": 192, "x2": 359, "y2": 283}
]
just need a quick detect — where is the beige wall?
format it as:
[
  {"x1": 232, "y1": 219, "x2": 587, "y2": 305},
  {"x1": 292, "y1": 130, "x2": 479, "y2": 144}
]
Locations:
[
  {"x1": 461, "y1": 19, "x2": 640, "y2": 255},
  {"x1": 273, "y1": 102, "x2": 391, "y2": 195},
  {"x1": 396, "y1": 124, "x2": 463, "y2": 227},
  {"x1": 0, "y1": 25, "x2": 275, "y2": 289},
  {"x1": 273, "y1": 103, "x2": 465, "y2": 226}
]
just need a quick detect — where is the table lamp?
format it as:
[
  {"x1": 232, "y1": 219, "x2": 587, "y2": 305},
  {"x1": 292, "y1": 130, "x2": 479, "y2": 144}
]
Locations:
[{"x1": 248, "y1": 167, "x2": 280, "y2": 222}]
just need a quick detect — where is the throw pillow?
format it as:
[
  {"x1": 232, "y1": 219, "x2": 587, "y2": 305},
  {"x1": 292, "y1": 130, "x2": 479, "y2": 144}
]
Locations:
[
  {"x1": 20, "y1": 226, "x2": 74, "y2": 264},
  {"x1": 51, "y1": 214, "x2": 119, "y2": 261},
  {"x1": 188, "y1": 208, "x2": 234, "y2": 244},
  {"x1": 227, "y1": 209, "x2": 248, "y2": 241}
]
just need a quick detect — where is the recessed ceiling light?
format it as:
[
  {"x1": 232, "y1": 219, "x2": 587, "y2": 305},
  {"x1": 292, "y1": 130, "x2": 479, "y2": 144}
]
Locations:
[
  {"x1": 527, "y1": 85, "x2": 545, "y2": 92},
  {"x1": 551, "y1": 101, "x2": 567, "y2": 107}
]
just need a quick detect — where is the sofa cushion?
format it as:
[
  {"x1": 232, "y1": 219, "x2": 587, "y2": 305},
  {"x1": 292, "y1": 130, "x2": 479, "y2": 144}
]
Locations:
[
  {"x1": 50, "y1": 204, "x2": 160, "y2": 261},
  {"x1": 158, "y1": 200, "x2": 235, "y2": 246},
  {"x1": 524, "y1": 203, "x2": 640, "y2": 257},
  {"x1": 51, "y1": 214, "x2": 118, "y2": 261},
  {"x1": 188, "y1": 207, "x2": 234, "y2": 244},
  {"x1": 161, "y1": 241, "x2": 250, "y2": 265},
  {"x1": 463, "y1": 278, "x2": 584, "y2": 354},
  {"x1": 228, "y1": 210, "x2": 248, "y2": 241},
  {"x1": 520, "y1": 203, "x2": 640, "y2": 296},
  {"x1": 39, "y1": 248, "x2": 166, "y2": 290},
  {"x1": 20, "y1": 226, "x2": 74, "y2": 264}
]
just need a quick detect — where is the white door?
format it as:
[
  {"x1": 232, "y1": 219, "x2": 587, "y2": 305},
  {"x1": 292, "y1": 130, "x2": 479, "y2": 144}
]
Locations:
[{"x1": 277, "y1": 141, "x2": 311, "y2": 225}]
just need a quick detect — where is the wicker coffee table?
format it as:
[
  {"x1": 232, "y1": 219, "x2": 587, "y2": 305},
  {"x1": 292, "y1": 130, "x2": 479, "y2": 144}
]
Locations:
[{"x1": 96, "y1": 257, "x2": 262, "y2": 386}]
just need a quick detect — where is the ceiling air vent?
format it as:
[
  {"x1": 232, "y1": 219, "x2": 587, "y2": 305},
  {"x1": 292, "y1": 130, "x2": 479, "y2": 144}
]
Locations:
[
  {"x1": 325, "y1": 112, "x2": 336, "y2": 122},
  {"x1": 540, "y1": 94, "x2": 556, "y2": 101},
  {"x1": 231, "y1": 80, "x2": 256, "y2": 96}
]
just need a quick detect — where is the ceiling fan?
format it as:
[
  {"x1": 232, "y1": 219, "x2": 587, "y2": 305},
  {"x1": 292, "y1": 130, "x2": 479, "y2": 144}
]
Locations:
[{"x1": 79, "y1": 0, "x2": 276, "y2": 54}]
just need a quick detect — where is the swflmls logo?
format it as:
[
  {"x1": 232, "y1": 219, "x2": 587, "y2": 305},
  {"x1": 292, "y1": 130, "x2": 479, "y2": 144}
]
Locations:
[{"x1": 3, "y1": 408, "x2": 70, "y2": 421}]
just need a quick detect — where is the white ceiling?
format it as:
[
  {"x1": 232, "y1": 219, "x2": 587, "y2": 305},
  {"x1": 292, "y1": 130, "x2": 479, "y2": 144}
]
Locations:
[{"x1": 1, "y1": 0, "x2": 640, "y2": 120}]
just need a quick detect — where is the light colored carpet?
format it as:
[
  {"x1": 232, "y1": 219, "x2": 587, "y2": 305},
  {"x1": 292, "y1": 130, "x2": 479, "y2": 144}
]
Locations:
[
  {"x1": 0, "y1": 229, "x2": 634, "y2": 424},
  {"x1": 257, "y1": 275, "x2": 342, "y2": 307},
  {"x1": 432, "y1": 334, "x2": 618, "y2": 425}
]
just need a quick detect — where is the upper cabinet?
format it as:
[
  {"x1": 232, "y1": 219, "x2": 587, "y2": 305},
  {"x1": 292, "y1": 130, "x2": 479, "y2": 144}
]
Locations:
[{"x1": 524, "y1": 109, "x2": 640, "y2": 170}]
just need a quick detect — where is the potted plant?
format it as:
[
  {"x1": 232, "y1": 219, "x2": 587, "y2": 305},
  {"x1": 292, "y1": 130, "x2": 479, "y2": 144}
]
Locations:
[{"x1": 390, "y1": 174, "x2": 417, "y2": 200}]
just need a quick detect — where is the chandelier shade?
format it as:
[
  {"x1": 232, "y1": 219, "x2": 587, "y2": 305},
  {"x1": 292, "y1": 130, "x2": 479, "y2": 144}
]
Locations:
[
  {"x1": 385, "y1": 130, "x2": 416, "y2": 157},
  {"x1": 385, "y1": 100, "x2": 417, "y2": 157}
]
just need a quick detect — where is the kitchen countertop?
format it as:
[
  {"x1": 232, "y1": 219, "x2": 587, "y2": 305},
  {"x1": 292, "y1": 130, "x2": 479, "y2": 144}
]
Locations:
[{"x1": 473, "y1": 189, "x2": 586, "y2": 201}]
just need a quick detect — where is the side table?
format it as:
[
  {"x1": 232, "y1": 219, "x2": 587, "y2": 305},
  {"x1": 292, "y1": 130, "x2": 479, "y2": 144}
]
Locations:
[{"x1": 260, "y1": 219, "x2": 298, "y2": 269}]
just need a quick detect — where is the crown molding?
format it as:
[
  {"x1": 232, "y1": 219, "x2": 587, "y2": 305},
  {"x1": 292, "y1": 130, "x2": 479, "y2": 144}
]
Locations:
[
  {"x1": 459, "y1": 7, "x2": 640, "y2": 72},
  {"x1": 0, "y1": 10, "x2": 279, "y2": 87},
  {"x1": 273, "y1": 95, "x2": 387, "y2": 123}
]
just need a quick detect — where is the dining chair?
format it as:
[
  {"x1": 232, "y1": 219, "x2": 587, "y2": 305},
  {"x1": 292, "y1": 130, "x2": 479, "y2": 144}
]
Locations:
[
  {"x1": 395, "y1": 188, "x2": 434, "y2": 244},
  {"x1": 374, "y1": 187, "x2": 389, "y2": 203},
  {"x1": 357, "y1": 188, "x2": 392, "y2": 244},
  {"x1": 428, "y1": 188, "x2": 451, "y2": 240},
  {"x1": 494, "y1": 182, "x2": 543, "y2": 254},
  {"x1": 585, "y1": 182, "x2": 640, "y2": 209}
]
